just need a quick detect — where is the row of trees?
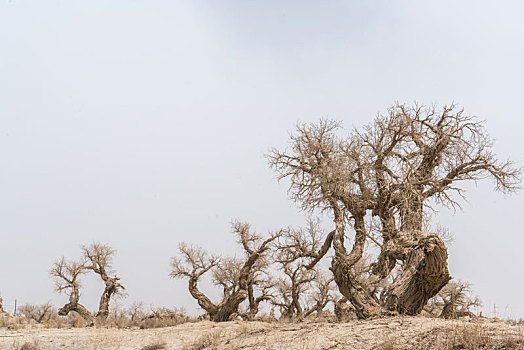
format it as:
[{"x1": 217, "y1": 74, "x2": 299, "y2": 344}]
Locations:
[
  {"x1": 170, "y1": 220, "x2": 338, "y2": 321},
  {"x1": 47, "y1": 103, "x2": 519, "y2": 323}
]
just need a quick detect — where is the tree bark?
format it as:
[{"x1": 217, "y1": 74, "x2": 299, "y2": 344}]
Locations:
[
  {"x1": 384, "y1": 231, "x2": 451, "y2": 315},
  {"x1": 58, "y1": 302, "x2": 95, "y2": 323}
]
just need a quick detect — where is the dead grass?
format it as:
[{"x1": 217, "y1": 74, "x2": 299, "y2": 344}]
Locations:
[
  {"x1": 183, "y1": 330, "x2": 224, "y2": 350},
  {"x1": 413, "y1": 322, "x2": 524, "y2": 350},
  {"x1": 140, "y1": 342, "x2": 168, "y2": 350},
  {"x1": 373, "y1": 337, "x2": 398, "y2": 350},
  {"x1": 1, "y1": 316, "x2": 523, "y2": 349},
  {"x1": 13, "y1": 341, "x2": 40, "y2": 350}
]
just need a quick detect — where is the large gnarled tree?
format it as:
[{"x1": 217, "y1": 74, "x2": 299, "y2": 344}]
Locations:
[{"x1": 268, "y1": 103, "x2": 520, "y2": 318}]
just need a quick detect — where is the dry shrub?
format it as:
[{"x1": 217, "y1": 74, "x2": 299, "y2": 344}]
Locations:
[
  {"x1": 66, "y1": 312, "x2": 90, "y2": 328},
  {"x1": 444, "y1": 325, "x2": 492, "y2": 349},
  {"x1": 184, "y1": 330, "x2": 224, "y2": 350},
  {"x1": 415, "y1": 323, "x2": 524, "y2": 350},
  {"x1": 14, "y1": 342, "x2": 40, "y2": 350},
  {"x1": 0, "y1": 313, "x2": 27, "y2": 330},
  {"x1": 312, "y1": 310, "x2": 338, "y2": 323},
  {"x1": 139, "y1": 307, "x2": 189, "y2": 329},
  {"x1": 372, "y1": 337, "x2": 399, "y2": 350},
  {"x1": 140, "y1": 342, "x2": 167, "y2": 350},
  {"x1": 19, "y1": 303, "x2": 59, "y2": 324}
]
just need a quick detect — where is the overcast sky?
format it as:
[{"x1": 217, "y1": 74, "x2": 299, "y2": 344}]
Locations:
[{"x1": 1, "y1": 1, "x2": 523, "y2": 319}]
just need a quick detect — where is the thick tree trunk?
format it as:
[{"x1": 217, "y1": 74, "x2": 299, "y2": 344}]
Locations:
[
  {"x1": 96, "y1": 279, "x2": 120, "y2": 319},
  {"x1": 212, "y1": 290, "x2": 247, "y2": 321},
  {"x1": 384, "y1": 231, "x2": 451, "y2": 315},
  {"x1": 58, "y1": 302, "x2": 95, "y2": 323},
  {"x1": 58, "y1": 287, "x2": 95, "y2": 323}
]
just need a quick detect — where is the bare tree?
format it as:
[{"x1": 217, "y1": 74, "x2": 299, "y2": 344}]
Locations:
[
  {"x1": 50, "y1": 242, "x2": 124, "y2": 321},
  {"x1": 272, "y1": 221, "x2": 334, "y2": 319},
  {"x1": 268, "y1": 103, "x2": 520, "y2": 319},
  {"x1": 170, "y1": 222, "x2": 281, "y2": 322},
  {"x1": 302, "y1": 272, "x2": 336, "y2": 319},
  {"x1": 82, "y1": 243, "x2": 125, "y2": 319},
  {"x1": 437, "y1": 281, "x2": 482, "y2": 319},
  {"x1": 239, "y1": 263, "x2": 275, "y2": 320},
  {"x1": 127, "y1": 301, "x2": 146, "y2": 322},
  {"x1": 19, "y1": 302, "x2": 57, "y2": 323},
  {"x1": 50, "y1": 257, "x2": 94, "y2": 322}
]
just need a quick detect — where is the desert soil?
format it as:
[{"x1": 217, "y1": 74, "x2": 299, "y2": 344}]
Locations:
[{"x1": 1, "y1": 316, "x2": 523, "y2": 350}]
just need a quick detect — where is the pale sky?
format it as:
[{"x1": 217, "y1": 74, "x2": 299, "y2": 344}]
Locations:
[{"x1": 1, "y1": 1, "x2": 523, "y2": 319}]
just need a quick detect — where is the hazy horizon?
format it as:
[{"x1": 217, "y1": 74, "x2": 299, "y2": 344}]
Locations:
[{"x1": 1, "y1": 1, "x2": 523, "y2": 319}]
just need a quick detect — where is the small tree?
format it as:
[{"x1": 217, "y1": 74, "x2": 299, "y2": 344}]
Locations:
[
  {"x1": 170, "y1": 222, "x2": 281, "y2": 322},
  {"x1": 50, "y1": 242, "x2": 124, "y2": 321},
  {"x1": 273, "y1": 220, "x2": 335, "y2": 319},
  {"x1": 437, "y1": 281, "x2": 481, "y2": 319},
  {"x1": 50, "y1": 257, "x2": 94, "y2": 322},
  {"x1": 303, "y1": 272, "x2": 336, "y2": 318},
  {"x1": 127, "y1": 301, "x2": 146, "y2": 322},
  {"x1": 19, "y1": 302, "x2": 58, "y2": 324}
]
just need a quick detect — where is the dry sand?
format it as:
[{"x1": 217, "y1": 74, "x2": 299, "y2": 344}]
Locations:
[{"x1": 1, "y1": 316, "x2": 523, "y2": 350}]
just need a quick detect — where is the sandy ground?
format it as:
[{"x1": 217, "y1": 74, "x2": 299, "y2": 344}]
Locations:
[{"x1": 1, "y1": 316, "x2": 523, "y2": 350}]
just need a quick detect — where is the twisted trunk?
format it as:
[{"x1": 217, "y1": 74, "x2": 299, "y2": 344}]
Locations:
[
  {"x1": 58, "y1": 302, "x2": 95, "y2": 323},
  {"x1": 187, "y1": 242, "x2": 271, "y2": 321},
  {"x1": 384, "y1": 231, "x2": 451, "y2": 315},
  {"x1": 57, "y1": 285, "x2": 95, "y2": 323},
  {"x1": 330, "y1": 208, "x2": 382, "y2": 319},
  {"x1": 96, "y1": 277, "x2": 123, "y2": 319},
  {"x1": 188, "y1": 277, "x2": 218, "y2": 317}
]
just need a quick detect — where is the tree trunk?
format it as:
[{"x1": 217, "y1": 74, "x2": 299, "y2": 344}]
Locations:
[
  {"x1": 212, "y1": 289, "x2": 247, "y2": 321},
  {"x1": 188, "y1": 277, "x2": 218, "y2": 317},
  {"x1": 384, "y1": 231, "x2": 451, "y2": 315},
  {"x1": 330, "y1": 209, "x2": 383, "y2": 319},
  {"x1": 58, "y1": 302, "x2": 95, "y2": 323},
  {"x1": 331, "y1": 257, "x2": 382, "y2": 319},
  {"x1": 96, "y1": 280, "x2": 119, "y2": 319}
]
